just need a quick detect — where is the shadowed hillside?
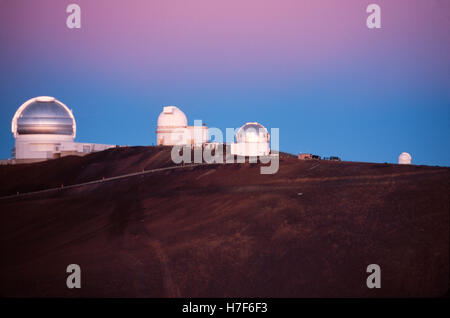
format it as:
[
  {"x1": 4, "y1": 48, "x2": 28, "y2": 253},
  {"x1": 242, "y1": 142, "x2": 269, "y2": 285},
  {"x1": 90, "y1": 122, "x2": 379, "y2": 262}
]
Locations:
[{"x1": 0, "y1": 146, "x2": 448, "y2": 297}]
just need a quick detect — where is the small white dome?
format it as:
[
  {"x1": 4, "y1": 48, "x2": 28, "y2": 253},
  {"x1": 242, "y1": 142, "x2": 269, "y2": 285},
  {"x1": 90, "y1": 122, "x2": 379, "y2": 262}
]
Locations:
[
  {"x1": 236, "y1": 122, "x2": 269, "y2": 143},
  {"x1": 157, "y1": 106, "x2": 187, "y2": 128},
  {"x1": 398, "y1": 152, "x2": 412, "y2": 164}
]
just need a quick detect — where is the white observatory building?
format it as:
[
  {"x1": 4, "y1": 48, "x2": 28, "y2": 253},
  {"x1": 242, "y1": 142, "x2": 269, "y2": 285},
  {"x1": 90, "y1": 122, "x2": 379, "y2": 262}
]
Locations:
[
  {"x1": 398, "y1": 152, "x2": 412, "y2": 165},
  {"x1": 11, "y1": 96, "x2": 115, "y2": 163},
  {"x1": 231, "y1": 122, "x2": 270, "y2": 157},
  {"x1": 156, "y1": 105, "x2": 208, "y2": 146}
]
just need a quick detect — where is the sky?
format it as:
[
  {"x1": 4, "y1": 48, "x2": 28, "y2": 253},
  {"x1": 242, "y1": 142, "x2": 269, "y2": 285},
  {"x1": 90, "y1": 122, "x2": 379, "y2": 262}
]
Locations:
[{"x1": 0, "y1": 0, "x2": 449, "y2": 166}]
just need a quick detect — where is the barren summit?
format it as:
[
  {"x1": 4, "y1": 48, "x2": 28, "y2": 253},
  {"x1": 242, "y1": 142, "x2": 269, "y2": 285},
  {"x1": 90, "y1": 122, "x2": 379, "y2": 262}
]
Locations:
[{"x1": 0, "y1": 146, "x2": 448, "y2": 297}]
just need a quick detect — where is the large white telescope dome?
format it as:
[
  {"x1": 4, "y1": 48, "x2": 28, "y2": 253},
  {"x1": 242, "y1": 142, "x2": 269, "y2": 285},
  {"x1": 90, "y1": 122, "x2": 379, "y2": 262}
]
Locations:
[
  {"x1": 231, "y1": 122, "x2": 271, "y2": 157},
  {"x1": 11, "y1": 96, "x2": 76, "y2": 138},
  {"x1": 157, "y1": 106, "x2": 187, "y2": 128},
  {"x1": 236, "y1": 122, "x2": 269, "y2": 143}
]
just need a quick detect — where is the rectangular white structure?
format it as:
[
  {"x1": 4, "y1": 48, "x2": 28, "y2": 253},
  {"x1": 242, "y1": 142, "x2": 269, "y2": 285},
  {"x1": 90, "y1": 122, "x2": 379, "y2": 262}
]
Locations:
[{"x1": 230, "y1": 142, "x2": 270, "y2": 157}]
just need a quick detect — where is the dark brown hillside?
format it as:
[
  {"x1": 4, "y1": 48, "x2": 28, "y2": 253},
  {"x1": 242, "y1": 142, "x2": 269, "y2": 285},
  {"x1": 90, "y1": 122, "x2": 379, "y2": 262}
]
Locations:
[
  {"x1": 0, "y1": 146, "x2": 448, "y2": 297},
  {"x1": 0, "y1": 146, "x2": 175, "y2": 196}
]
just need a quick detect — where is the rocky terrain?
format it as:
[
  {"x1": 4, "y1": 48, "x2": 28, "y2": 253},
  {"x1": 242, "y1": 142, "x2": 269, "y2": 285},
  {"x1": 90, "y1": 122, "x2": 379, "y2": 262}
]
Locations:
[{"x1": 0, "y1": 146, "x2": 448, "y2": 297}]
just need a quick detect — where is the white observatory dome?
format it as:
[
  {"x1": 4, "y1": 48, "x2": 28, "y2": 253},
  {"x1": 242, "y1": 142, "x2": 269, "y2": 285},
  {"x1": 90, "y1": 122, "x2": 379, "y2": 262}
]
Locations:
[
  {"x1": 231, "y1": 122, "x2": 270, "y2": 157},
  {"x1": 398, "y1": 152, "x2": 412, "y2": 164},
  {"x1": 11, "y1": 96, "x2": 115, "y2": 162},
  {"x1": 12, "y1": 96, "x2": 76, "y2": 138},
  {"x1": 157, "y1": 106, "x2": 188, "y2": 128},
  {"x1": 236, "y1": 122, "x2": 269, "y2": 143}
]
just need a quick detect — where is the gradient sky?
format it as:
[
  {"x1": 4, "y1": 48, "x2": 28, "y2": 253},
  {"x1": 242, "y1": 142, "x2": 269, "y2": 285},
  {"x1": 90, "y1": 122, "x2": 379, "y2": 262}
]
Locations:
[{"x1": 0, "y1": 0, "x2": 449, "y2": 166}]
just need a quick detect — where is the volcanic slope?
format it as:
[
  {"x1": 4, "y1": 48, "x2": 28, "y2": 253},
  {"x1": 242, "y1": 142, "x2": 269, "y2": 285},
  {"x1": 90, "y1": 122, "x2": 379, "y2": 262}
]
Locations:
[{"x1": 0, "y1": 146, "x2": 448, "y2": 297}]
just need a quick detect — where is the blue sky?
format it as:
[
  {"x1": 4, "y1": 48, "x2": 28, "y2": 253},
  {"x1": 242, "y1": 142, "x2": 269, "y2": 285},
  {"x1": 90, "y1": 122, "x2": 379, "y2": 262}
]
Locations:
[{"x1": 1, "y1": 0, "x2": 449, "y2": 166}]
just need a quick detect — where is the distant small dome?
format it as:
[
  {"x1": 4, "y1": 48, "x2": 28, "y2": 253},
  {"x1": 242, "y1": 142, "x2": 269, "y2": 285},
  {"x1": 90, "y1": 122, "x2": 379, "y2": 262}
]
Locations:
[
  {"x1": 398, "y1": 152, "x2": 412, "y2": 164},
  {"x1": 236, "y1": 122, "x2": 269, "y2": 143},
  {"x1": 12, "y1": 96, "x2": 76, "y2": 137},
  {"x1": 157, "y1": 106, "x2": 187, "y2": 128}
]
